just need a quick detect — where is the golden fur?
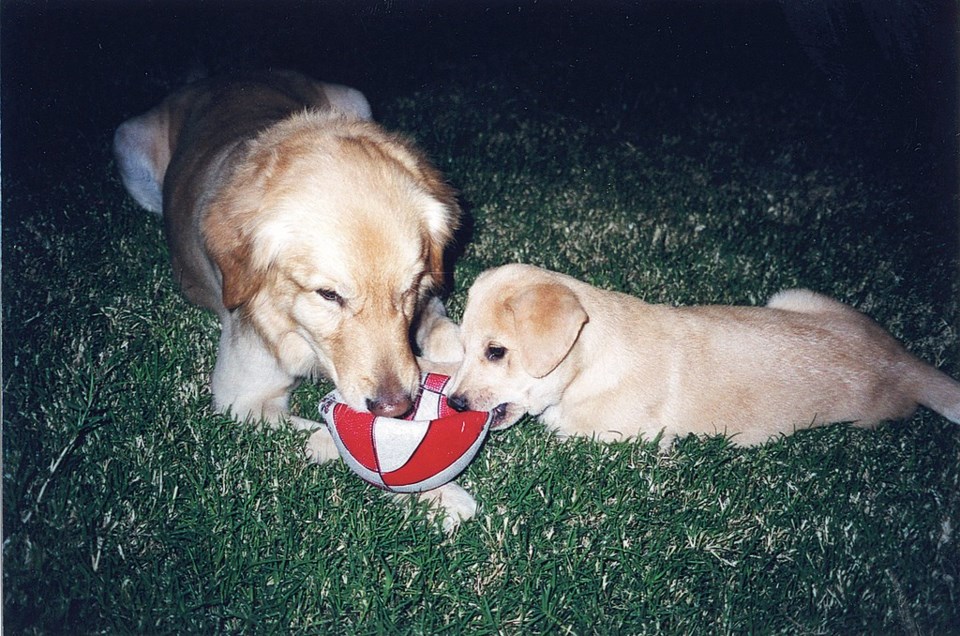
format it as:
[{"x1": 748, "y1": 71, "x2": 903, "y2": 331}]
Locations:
[
  {"x1": 114, "y1": 70, "x2": 476, "y2": 529},
  {"x1": 448, "y1": 264, "x2": 960, "y2": 449}
]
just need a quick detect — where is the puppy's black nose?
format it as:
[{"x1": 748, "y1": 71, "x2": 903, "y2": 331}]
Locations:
[{"x1": 447, "y1": 393, "x2": 469, "y2": 412}]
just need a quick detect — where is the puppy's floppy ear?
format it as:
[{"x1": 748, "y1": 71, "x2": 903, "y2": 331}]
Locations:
[{"x1": 507, "y1": 282, "x2": 588, "y2": 378}]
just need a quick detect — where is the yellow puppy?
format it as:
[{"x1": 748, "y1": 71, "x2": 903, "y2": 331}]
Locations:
[{"x1": 447, "y1": 264, "x2": 960, "y2": 449}]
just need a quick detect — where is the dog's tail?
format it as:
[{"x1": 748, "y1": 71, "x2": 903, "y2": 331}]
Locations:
[{"x1": 909, "y1": 359, "x2": 960, "y2": 424}]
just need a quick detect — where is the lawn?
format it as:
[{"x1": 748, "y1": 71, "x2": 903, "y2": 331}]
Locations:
[{"x1": 4, "y1": 3, "x2": 959, "y2": 634}]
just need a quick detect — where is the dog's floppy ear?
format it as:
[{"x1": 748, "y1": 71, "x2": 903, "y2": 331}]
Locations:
[
  {"x1": 421, "y1": 180, "x2": 461, "y2": 290},
  {"x1": 203, "y1": 197, "x2": 267, "y2": 311},
  {"x1": 424, "y1": 205, "x2": 458, "y2": 290},
  {"x1": 209, "y1": 238, "x2": 264, "y2": 311},
  {"x1": 394, "y1": 138, "x2": 461, "y2": 291},
  {"x1": 507, "y1": 282, "x2": 588, "y2": 378},
  {"x1": 200, "y1": 138, "x2": 278, "y2": 311}
]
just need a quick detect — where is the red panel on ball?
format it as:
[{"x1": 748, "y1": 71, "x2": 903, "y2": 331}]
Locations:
[
  {"x1": 380, "y1": 411, "x2": 490, "y2": 487},
  {"x1": 331, "y1": 403, "x2": 379, "y2": 472},
  {"x1": 322, "y1": 373, "x2": 492, "y2": 492}
]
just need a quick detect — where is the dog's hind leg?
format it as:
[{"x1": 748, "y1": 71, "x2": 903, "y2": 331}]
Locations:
[
  {"x1": 320, "y1": 82, "x2": 373, "y2": 121},
  {"x1": 113, "y1": 109, "x2": 171, "y2": 214}
]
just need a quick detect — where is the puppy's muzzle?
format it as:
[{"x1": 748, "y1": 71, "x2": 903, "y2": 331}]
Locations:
[{"x1": 449, "y1": 395, "x2": 509, "y2": 428}]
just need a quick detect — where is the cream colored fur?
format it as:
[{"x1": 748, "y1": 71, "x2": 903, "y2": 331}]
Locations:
[
  {"x1": 448, "y1": 264, "x2": 960, "y2": 450},
  {"x1": 114, "y1": 70, "x2": 474, "y2": 530}
]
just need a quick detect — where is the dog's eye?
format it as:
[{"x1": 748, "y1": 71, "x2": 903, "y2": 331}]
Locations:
[
  {"x1": 316, "y1": 288, "x2": 343, "y2": 305},
  {"x1": 485, "y1": 345, "x2": 507, "y2": 362}
]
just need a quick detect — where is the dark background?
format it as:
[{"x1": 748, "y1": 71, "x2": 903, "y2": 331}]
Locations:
[
  {"x1": 2, "y1": 5, "x2": 958, "y2": 631},
  {"x1": 2, "y1": 0, "x2": 958, "y2": 247}
]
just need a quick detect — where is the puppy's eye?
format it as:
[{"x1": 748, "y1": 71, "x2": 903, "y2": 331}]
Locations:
[
  {"x1": 485, "y1": 345, "x2": 507, "y2": 362},
  {"x1": 316, "y1": 288, "x2": 343, "y2": 305}
]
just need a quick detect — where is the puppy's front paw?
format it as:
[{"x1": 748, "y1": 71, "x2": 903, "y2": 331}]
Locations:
[
  {"x1": 305, "y1": 427, "x2": 340, "y2": 464},
  {"x1": 416, "y1": 482, "x2": 477, "y2": 533}
]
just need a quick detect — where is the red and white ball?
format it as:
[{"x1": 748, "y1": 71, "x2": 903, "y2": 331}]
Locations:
[{"x1": 320, "y1": 373, "x2": 492, "y2": 493}]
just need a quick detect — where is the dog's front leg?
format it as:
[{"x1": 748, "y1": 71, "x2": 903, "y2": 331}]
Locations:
[
  {"x1": 415, "y1": 296, "x2": 463, "y2": 364},
  {"x1": 303, "y1": 425, "x2": 340, "y2": 464},
  {"x1": 210, "y1": 314, "x2": 297, "y2": 424},
  {"x1": 400, "y1": 482, "x2": 478, "y2": 533}
]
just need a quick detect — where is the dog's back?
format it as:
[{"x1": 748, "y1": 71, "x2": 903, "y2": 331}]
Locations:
[
  {"x1": 766, "y1": 288, "x2": 960, "y2": 427},
  {"x1": 112, "y1": 70, "x2": 373, "y2": 311},
  {"x1": 113, "y1": 70, "x2": 370, "y2": 216}
]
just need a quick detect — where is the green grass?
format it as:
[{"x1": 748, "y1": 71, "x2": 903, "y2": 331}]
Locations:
[{"x1": 4, "y1": 74, "x2": 959, "y2": 633}]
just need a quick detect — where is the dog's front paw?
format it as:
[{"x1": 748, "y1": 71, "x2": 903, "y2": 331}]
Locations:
[
  {"x1": 305, "y1": 427, "x2": 340, "y2": 464},
  {"x1": 416, "y1": 297, "x2": 464, "y2": 364},
  {"x1": 415, "y1": 482, "x2": 477, "y2": 533}
]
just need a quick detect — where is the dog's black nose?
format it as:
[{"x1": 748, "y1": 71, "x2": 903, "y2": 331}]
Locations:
[
  {"x1": 367, "y1": 394, "x2": 413, "y2": 418},
  {"x1": 447, "y1": 393, "x2": 469, "y2": 412}
]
